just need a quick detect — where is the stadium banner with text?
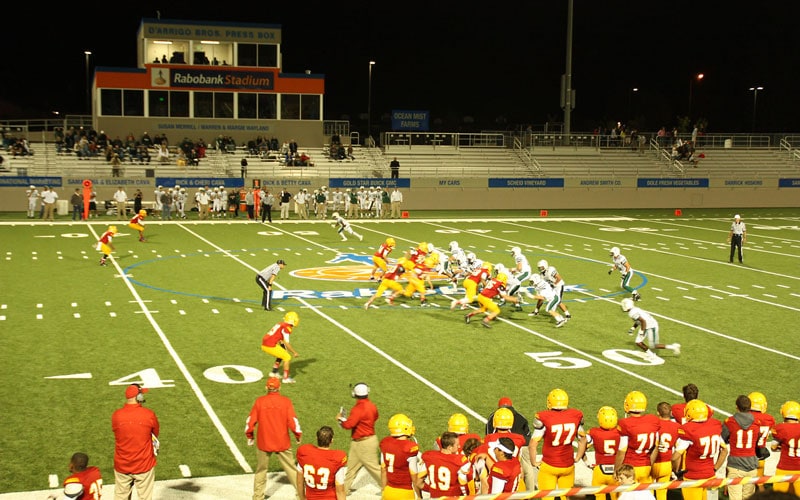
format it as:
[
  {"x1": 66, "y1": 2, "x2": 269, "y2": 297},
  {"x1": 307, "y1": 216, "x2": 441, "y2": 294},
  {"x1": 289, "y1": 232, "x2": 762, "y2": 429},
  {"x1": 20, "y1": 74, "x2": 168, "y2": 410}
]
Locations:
[
  {"x1": 391, "y1": 110, "x2": 430, "y2": 131},
  {"x1": 637, "y1": 178, "x2": 709, "y2": 188},
  {"x1": 0, "y1": 177, "x2": 63, "y2": 187},
  {"x1": 565, "y1": 178, "x2": 632, "y2": 188},
  {"x1": 488, "y1": 178, "x2": 565, "y2": 188},
  {"x1": 778, "y1": 178, "x2": 800, "y2": 187},
  {"x1": 329, "y1": 178, "x2": 411, "y2": 189},
  {"x1": 65, "y1": 178, "x2": 153, "y2": 187},
  {"x1": 710, "y1": 178, "x2": 766, "y2": 188}
]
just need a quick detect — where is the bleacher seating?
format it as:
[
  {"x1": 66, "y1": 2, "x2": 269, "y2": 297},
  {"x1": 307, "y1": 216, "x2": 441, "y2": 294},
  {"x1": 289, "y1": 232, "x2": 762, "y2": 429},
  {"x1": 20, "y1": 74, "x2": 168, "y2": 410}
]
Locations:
[{"x1": 2, "y1": 142, "x2": 798, "y2": 179}]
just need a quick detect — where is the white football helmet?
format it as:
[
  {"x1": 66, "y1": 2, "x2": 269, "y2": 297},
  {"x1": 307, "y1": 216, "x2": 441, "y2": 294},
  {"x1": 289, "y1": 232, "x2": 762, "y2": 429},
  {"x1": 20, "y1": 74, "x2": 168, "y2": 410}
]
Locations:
[
  {"x1": 449, "y1": 241, "x2": 459, "y2": 253},
  {"x1": 537, "y1": 259, "x2": 548, "y2": 270},
  {"x1": 494, "y1": 263, "x2": 507, "y2": 275},
  {"x1": 610, "y1": 247, "x2": 621, "y2": 257},
  {"x1": 427, "y1": 243, "x2": 435, "y2": 253},
  {"x1": 621, "y1": 298, "x2": 634, "y2": 312},
  {"x1": 530, "y1": 273, "x2": 543, "y2": 286},
  {"x1": 510, "y1": 246, "x2": 521, "y2": 257},
  {"x1": 331, "y1": 212, "x2": 340, "y2": 219},
  {"x1": 466, "y1": 252, "x2": 476, "y2": 263}
]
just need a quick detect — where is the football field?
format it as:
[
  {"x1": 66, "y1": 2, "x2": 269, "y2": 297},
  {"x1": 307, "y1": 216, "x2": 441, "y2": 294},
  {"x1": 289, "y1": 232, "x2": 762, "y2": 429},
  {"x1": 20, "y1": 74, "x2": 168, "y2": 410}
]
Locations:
[{"x1": 1, "y1": 208, "x2": 799, "y2": 496}]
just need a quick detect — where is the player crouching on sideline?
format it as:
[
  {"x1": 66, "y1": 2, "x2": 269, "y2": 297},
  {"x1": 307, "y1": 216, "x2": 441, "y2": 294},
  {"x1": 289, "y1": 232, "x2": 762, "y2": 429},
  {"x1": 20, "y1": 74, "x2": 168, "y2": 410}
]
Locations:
[
  {"x1": 96, "y1": 225, "x2": 118, "y2": 266},
  {"x1": 128, "y1": 209, "x2": 147, "y2": 242},
  {"x1": 331, "y1": 212, "x2": 363, "y2": 242},
  {"x1": 364, "y1": 258, "x2": 410, "y2": 309},
  {"x1": 620, "y1": 298, "x2": 680, "y2": 361},
  {"x1": 465, "y1": 272, "x2": 517, "y2": 328},
  {"x1": 528, "y1": 274, "x2": 567, "y2": 327}
]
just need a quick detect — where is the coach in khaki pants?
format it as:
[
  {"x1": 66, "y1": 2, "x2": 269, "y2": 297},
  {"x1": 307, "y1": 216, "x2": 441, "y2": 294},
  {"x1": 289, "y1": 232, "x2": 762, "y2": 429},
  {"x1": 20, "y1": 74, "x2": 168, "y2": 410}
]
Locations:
[{"x1": 337, "y1": 382, "x2": 382, "y2": 495}]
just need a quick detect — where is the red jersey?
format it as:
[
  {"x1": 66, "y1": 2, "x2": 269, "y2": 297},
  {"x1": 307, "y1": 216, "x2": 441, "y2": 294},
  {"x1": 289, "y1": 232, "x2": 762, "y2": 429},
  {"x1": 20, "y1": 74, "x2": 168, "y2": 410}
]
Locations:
[
  {"x1": 129, "y1": 214, "x2": 144, "y2": 226},
  {"x1": 533, "y1": 408, "x2": 585, "y2": 467},
  {"x1": 465, "y1": 266, "x2": 490, "y2": 285},
  {"x1": 111, "y1": 403, "x2": 159, "y2": 474},
  {"x1": 262, "y1": 322, "x2": 293, "y2": 348},
  {"x1": 380, "y1": 436, "x2": 421, "y2": 490},
  {"x1": 772, "y1": 422, "x2": 800, "y2": 471},
  {"x1": 724, "y1": 415, "x2": 760, "y2": 458},
  {"x1": 98, "y1": 231, "x2": 114, "y2": 245},
  {"x1": 675, "y1": 419, "x2": 725, "y2": 479},
  {"x1": 655, "y1": 419, "x2": 680, "y2": 463},
  {"x1": 486, "y1": 457, "x2": 521, "y2": 493},
  {"x1": 420, "y1": 449, "x2": 470, "y2": 497},
  {"x1": 751, "y1": 410, "x2": 776, "y2": 448},
  {"x1": 587, "y1": 427, "x2": 621, "y2": 466},
  {"x1": 480, "y1": 278, "x2": 506, "y2": 299},
  {"x1": 618, "y1": 414, "x2": 660, "y2": 467},
  {"x1": 374, "y1": 243, "x2": 393, "y2": 260},
  {"x1": 296, "y1": 444, "x2": 347, "y2": 500},
  {"x1": 484, "y1": 431, "x2": 527, "y2": 458},
  {"x1": 339, "y1": 398, "x2": 379, "y2": 440},
  {"x1": 409, "y1": 247, "x2": 427, "y2": 264},
  {"x1": 382, "y1": 262, "x2": 405, "y2": 281},
  {"x1": 245, "y1": 392, "x2": 302, "y2": 452},
  {"x1": 64, "y1": 466, "x2": 103, "y2": 500}
]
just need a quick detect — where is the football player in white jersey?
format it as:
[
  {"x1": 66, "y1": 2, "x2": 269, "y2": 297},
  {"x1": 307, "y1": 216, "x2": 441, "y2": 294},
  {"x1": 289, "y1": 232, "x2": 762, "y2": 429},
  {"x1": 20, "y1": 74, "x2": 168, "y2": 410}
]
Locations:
[
  {"x1": 609, "y1": 247, "x2": 642, "y2": 301},
  {"x1": 331, "y1": 212, "x2": 363, "y2": 242},
  {"x1": 620, "y1": 298, "x2": 680, "y2": 360},
  {"x1": 465, "y1": 252, "x2": 483, "y2": 273},
  {"x1": 532, "y1": 259, "x2": 572, "y2": 321},
  {"x1": 510, "y1": 247, "x2": 534, "y2": 283},
  {"x1": 444, "y1": 241, "x2": 468, "y2": 285},
  {"x1": 529, "y1": 274, "x2": 566, "y2": 327}
]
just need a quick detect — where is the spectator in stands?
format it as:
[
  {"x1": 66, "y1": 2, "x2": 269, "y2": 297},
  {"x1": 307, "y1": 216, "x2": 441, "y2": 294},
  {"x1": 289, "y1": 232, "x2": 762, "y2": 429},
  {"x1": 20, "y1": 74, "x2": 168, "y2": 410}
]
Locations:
[
  {"x1": 188, "y1": 148, "x2": 200, "y2": 167},
  {"x1": 111, "y1": 153, "x2": 123, "y2": 177},
  {"x1": 141, "y1": 132, "x2": 152, "y2": 148},
  {"x1": 390, "y1": 157, "x2": 400, "y2": 179},
  {"x1": 289, "y1": 139, "x2": 298, "y2": 156},
  {"x1": 157, "y1": 144, "x2": 170, "y2": 164},
  {"x1": 269, "y1": 137, "x2": 279, "y2": 152},
  {"x1": 136, "y1": 145, "x2": 151, "y2": 164},
  {"x1": 241, "y1": 158, "x2": 248, "y2": 179},
  {"x1": 346, "y1": 145, "x2": 355, "y2": 161},
  {"x1": 196, "y1": 138, "x2": 207, "y2": 158}
]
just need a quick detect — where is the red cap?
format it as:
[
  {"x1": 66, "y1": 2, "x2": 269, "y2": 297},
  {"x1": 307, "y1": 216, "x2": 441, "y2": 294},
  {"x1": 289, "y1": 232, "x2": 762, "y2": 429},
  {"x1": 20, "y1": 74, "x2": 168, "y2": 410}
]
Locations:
[
  {"x1": 266, "y1": 378, "x2": 281, "y2": 390},
  {"x1": 125, "y1": 385, "x2": 148, "y2": 399},
  {"x1": 498, "y1": 397, "x2": 513, "y2": 408}
]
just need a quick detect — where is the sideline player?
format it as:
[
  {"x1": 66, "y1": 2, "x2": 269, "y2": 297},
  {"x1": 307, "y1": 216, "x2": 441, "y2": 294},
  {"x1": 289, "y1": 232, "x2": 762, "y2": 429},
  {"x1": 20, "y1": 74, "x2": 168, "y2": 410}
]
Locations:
[
  {"x1": 128, "y1": 209, "x2": 148, "y2": 242},
  {"x1": 608, "y1": 247, "x2": 642, "y2": 301}
]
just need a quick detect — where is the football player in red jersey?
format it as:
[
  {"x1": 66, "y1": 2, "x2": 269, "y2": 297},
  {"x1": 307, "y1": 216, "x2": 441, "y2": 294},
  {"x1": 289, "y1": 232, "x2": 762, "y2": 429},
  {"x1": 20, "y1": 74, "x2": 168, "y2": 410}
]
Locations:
[
  {"x1": 56, "y1": 452, "x2": 103, "y2": 500},
  {"x1": 380, "y1": 414, "x2": 424, "y2": 500},
  {"x1": 296, "y1": 426, "x2": 347, "y2": 500},
  {"x1": 365, "y1": 259, "x2": 408, "y2": 309},
  {"x1": 485, "y1": 437, "x2": 522, "y2": 493},
  {"x1": 529, "y1": 388, "x2": 587, "y2": 498},
  {"x1": 585, "y1": 406, "x2": 621, "y2": 500},
  {"x1": 614, "y1": 391, "x2": 660, "y2": 483},
  {"x1": 748, "y1": 391, "x2": 776, "y2": 492},
  {"x1": 128, "y1": 209, "x2": 147, "y2": 242},
  {"x1": 671, "y1": 384, "x2": 714, "y2": 424},
  {"x1": 97, "y1": 225, "x2": 117, "y2": 266},
  {"x1": 370, "y1": 237, "x2": 396, "y2": 281},
  {"x1": 421, "y1": 432, "x2": 471, "y2": 497},
  {"x1": 721, "y1": 395, "x2": 760, "y2": 500},
  {"x1": 434, "y1": 413, "x2": 482, "y2": 453},
  {"x1": 771, "y1": 401, "x2": 800, "y2": 496},
  {"x1": 261, "y1": 312, "x2": 301, "y2": 383},
  {"x1": 464, "y1": 273, "x2": 517, "y2": 328},
  {"x1": 450, "y1": 261, "x2": 492, "y2": 311},
  {"x1": 652, "y1": 402, "x2": 680, "y2": 500},
  {"x1": 671, "y1": 400, "x2": 729, "y2": 500}
]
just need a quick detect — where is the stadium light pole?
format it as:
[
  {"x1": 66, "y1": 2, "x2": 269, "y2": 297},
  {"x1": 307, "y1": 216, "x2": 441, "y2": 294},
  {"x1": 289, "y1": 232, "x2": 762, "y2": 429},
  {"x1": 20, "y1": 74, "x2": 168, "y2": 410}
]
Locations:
[
  {"x1": 688, "y1": 73, "x2": 704, "y2": 121},
  {"x1": 749, "y1": 86, "x2": 763, "y2": 132},
  {"x1": 367, "y1": 60, "x2": 376, "y2": 146},
  {"x1": 84, "y1": 51, "x2": 92, "y2": 115}
]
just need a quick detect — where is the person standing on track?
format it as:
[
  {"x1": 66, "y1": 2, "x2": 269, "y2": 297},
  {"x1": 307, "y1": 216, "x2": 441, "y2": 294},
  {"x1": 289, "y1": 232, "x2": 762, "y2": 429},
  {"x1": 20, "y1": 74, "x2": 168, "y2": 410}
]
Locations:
[{"x1": 728, "y1": 214, "x2": 747, "y2": 264}]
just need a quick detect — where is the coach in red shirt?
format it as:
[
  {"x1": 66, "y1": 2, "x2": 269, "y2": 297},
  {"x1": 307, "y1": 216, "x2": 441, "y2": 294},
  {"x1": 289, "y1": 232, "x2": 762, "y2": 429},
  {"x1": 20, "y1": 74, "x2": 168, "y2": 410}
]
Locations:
[{"x1": 112, "y1": 384, "x2": 159, "y2": 500}]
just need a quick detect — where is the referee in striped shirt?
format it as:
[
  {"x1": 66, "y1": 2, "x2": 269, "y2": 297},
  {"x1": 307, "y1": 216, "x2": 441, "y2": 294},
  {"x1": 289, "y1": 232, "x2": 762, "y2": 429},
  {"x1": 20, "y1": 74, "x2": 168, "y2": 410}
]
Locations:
[
  {"x1": 256, "y1": 259, "x2": 286, "y2": 310},
  {"x1": 727, "y1": 214, "x2": 746, "y2": 263}
]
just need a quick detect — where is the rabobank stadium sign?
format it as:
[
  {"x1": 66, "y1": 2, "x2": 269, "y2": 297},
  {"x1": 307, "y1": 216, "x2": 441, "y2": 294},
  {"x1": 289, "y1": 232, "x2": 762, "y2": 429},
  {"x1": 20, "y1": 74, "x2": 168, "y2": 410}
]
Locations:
[{"x1": 151, "y1": 68, "x2": 274, "y2": 90}]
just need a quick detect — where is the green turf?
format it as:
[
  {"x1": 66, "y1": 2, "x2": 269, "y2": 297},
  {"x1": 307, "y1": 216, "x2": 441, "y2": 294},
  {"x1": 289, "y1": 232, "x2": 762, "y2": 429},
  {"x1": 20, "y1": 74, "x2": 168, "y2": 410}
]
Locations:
[{"x1": 1, "y1": 208, "x2": 798, "y2": 493}]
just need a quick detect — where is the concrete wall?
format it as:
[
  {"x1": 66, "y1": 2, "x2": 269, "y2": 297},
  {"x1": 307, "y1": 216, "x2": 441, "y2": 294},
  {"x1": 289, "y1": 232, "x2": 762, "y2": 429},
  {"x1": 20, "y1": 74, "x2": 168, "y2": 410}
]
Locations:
[{"x1": 3, "y1": 175, "x2": 797, "y2": 213}]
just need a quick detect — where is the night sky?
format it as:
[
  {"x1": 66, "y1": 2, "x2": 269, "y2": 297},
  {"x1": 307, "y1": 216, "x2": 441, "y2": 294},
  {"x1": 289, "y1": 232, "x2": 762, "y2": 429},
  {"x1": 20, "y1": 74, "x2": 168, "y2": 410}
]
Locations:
[{"x1": 3, "y1": 1, "x2": 799, "y2": 133}]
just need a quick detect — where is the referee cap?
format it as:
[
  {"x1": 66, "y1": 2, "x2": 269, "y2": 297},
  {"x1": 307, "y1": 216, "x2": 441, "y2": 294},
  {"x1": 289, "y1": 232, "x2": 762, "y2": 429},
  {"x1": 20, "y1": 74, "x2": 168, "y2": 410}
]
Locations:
[
  {"x1": 734, "y1": 214, "x2": 740, "y2": 219},
  {"x1": 277, "y1": 259, "x2": 286, "y2": 265}
]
